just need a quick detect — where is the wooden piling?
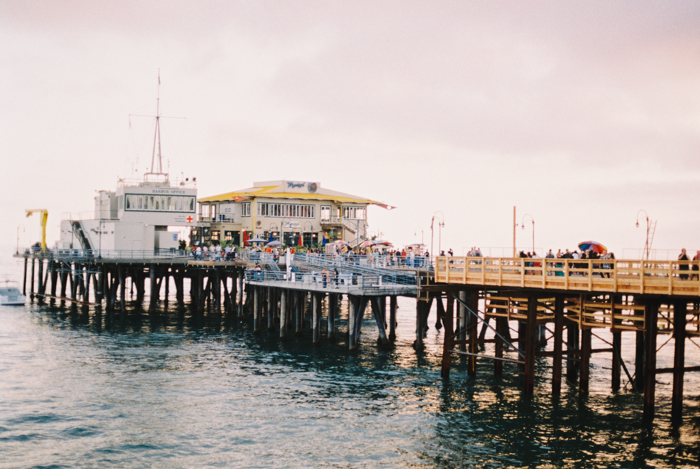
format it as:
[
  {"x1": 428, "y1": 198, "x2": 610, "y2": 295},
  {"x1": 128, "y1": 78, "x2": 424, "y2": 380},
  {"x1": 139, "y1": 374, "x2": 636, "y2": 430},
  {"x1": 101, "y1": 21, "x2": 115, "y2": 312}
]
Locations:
[
  {"x1": 523, "y1": 294, "x2": 538, "y2": 394},
  {"x1": 580, "y1": 327, "x2": 592, "y2": 394},
  {"x1": 253, "y1": 287, "x2": 261, "y2": 334},
  {"x1": 280, "y1": 289, "x2": 288, "y2": 340},
  {"x1": 371, "y1": 296, "x2": 390, "y2": 347},
  {"x1": 328, "y1": 293, "x2": 337, "y2": 342},
  {"x1": 440, "y1": 291, "x2": 455, "y2": 379},
  {"x1": 467, "y1": 290, "x2": 479, "y2": 376},
  {"x1": 389, "y1": 296, "x2": 397, "y2": 342},
  {"x1": 643, "y1": 300, "x2": 659, "y2": 421},
  {"x1": 348, "y1": 295, "x2": 358, "y2": 350},
  {"x1": 415, "y1": 300, "x2": 424, "y2": 348},
  {"x1": 312, "y1": 292, "x2": 321, "y2": 346},
  {"x1": 672, "y1": 300, "x2": 686, "y2": 420},
  {"x1": 552, "y1": 295, "x2": 564, "y2": 396}
]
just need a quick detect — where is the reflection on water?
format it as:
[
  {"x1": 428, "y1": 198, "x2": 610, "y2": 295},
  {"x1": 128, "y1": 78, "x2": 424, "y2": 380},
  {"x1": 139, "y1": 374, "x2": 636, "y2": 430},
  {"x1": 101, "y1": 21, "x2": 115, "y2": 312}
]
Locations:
[{"x1": 0, "y1": 258, "x2": 698, "y2": 468}]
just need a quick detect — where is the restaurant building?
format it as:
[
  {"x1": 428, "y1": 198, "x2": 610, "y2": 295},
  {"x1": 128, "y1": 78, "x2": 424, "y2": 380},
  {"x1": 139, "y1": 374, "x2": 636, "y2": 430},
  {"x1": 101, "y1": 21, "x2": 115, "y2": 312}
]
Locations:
[{"x1": 192, "y1": 180, "x2": 392, "y2": 248}]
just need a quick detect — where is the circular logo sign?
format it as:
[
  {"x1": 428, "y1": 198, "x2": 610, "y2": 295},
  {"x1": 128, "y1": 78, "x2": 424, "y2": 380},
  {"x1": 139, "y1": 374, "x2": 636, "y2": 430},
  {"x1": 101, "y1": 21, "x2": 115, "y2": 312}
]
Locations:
[{"x1": 308, "y1": 183, "x2": 318, "y2": 193}]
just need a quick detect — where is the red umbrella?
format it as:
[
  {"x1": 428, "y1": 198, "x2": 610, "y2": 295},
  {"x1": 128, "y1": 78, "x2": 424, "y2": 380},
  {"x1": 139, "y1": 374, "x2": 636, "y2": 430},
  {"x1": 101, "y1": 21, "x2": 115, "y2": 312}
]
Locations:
[
  {"x1": 298, "y1": 233, "x2": 303, "y2": 247},
  {"x1": 243, "y1": 230, "x2": 250, "y2": 246}
]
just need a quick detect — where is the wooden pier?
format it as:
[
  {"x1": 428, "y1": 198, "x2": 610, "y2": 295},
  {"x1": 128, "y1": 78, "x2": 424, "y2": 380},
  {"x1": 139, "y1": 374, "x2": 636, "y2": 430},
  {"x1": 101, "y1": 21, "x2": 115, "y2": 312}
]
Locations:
[
  {"x1": 431, "y1": 255, "x2": 700, "y2": 422},
  {"x1": 17, "y1": 250, "x2": 700, "y2": 423}
]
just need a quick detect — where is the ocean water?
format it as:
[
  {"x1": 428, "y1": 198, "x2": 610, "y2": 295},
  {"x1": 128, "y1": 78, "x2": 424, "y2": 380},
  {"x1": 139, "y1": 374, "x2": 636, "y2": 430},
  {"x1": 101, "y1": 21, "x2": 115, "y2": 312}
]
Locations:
[{"x1": 1, "y1": 256, "x2": 699, "y2": 468}]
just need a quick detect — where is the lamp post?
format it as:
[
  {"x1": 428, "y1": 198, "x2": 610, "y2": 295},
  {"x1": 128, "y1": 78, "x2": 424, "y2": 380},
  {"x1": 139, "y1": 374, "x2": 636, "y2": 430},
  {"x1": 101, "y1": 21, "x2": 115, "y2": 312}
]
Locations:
[
  {"x1": 520, "y1": 213, "x2": 535, "y2": 254},
  {"x1": 16, "y1": 224, "x2": 24, "y2": 254},
  {"x1": 303, "y1": 221, "x2": 313, "y2": 248},
  {"x1": 636, "y1": 210, "x2": 656, "y2": 260},
  {"x1": 430, "y1": 211, "x2": 445, "y2": 258},
  {"x1": 414, "y1": 226, "x2": 424, "y2": 246}
]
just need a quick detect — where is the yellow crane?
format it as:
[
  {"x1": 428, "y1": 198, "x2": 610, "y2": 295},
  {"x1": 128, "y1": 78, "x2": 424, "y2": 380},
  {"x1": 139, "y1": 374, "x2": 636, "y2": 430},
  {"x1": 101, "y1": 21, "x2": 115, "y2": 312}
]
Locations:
[{"x1": 25, "y1": 209, "x2": 48, "y2": 250}]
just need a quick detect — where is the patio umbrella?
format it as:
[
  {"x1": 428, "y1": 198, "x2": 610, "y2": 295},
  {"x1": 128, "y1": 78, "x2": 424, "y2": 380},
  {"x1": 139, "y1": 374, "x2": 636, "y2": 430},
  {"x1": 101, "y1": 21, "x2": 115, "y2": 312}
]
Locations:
[
  {"x1": 248, "y1": 237, "x2": 267, "y2": 244},
  {"x1": 266, "y1": 240, "x2": 283, "y2": 247},
  {"x1": 578, "y1": 241, "x2": 607, "y2": 253}
]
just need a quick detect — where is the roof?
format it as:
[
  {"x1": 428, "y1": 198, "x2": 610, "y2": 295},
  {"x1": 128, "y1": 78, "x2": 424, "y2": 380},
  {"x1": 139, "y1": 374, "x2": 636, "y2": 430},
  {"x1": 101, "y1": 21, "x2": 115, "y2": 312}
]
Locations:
[{"x1": 198, "y1": 180, "x2": 395, "y2": 209}]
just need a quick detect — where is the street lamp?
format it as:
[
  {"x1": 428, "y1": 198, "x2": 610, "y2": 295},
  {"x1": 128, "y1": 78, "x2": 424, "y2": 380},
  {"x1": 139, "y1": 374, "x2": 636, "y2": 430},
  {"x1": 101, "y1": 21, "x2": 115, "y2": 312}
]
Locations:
[
  {"x1": 16, "y1": 224, "x2": 24, "y2": 254},
  {"x1": 414, "y1": 226, "x2": 424, "y2": 246},
  {"x1": 636, "y1": 210, "x2": 656, "y2": 260},
  {"x1": 430, "y1": 211, "x2": 445, "y2": 258},
  {"x1": 520, "y1": 213, "x2": 535, "y2": 254}
]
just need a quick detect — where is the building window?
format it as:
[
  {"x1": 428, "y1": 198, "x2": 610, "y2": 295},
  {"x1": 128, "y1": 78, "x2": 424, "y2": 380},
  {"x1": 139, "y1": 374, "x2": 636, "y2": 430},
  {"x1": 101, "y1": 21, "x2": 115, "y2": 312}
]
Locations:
[
  {"x1": 242, "y1": 202, "x2": 251, "y2": 217},
  {"x1": 321, "y1": 205, "x2": 331, "y2": 222},
  {"x1": 224, "y1": 231, "x2": 233, "y2": 241},
  {"x1": 124, "y1": 194, "x2": 195, "y2": 213},
  {"x1": 211, "y1": 230, "x2": 220, "y2": 241},
  {"x1": 256, "y1": 202, "x2": 315, "y2": 218},
  {"x1": 343, "y1": 206, "x2": 366, "y2": 219}
]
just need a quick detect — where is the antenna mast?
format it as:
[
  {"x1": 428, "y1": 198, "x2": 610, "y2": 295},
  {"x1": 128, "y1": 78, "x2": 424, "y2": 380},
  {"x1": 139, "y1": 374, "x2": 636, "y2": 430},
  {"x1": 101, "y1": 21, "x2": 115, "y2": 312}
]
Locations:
[
  {"x1": 151, "y1": 69, "x2": 164, "y2": 175},
  {"x1": 129, "y1": 70, "x2": 185, "y2": 184}
]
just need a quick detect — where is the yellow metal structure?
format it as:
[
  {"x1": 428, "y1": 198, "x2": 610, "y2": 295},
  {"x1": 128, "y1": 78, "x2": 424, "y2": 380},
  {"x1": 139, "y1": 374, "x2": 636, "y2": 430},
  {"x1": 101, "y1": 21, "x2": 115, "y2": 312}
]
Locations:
[{"x1": 26, "y1": 209, "x2": 48, "y2": 250}]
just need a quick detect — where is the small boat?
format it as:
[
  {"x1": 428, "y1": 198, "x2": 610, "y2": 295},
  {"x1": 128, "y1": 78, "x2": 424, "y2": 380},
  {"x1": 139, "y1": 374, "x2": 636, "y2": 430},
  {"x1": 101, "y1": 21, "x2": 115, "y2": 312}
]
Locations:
[{"x1": 0, "y1": 281, "x2": 26, "y2": 305}]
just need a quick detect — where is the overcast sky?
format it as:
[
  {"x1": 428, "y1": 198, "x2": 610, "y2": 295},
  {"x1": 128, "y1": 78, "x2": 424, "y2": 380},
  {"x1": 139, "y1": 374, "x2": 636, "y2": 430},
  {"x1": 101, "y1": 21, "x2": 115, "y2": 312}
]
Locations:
[{"x1": 2, "y1": 1, "x2": 699, "y2": 258}]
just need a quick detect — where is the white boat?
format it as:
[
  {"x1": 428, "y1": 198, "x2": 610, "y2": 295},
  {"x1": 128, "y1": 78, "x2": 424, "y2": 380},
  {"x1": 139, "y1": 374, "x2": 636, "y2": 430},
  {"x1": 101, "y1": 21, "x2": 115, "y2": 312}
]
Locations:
[{"x1": 0, "y1": 281, "x2": 26, "y2": 305}]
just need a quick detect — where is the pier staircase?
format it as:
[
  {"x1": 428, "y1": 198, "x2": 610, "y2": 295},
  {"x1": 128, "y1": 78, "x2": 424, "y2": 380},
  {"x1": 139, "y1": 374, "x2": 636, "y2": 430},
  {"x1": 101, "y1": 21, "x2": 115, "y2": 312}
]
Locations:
[{"x1": 71, "y1": 221, "x2": 93, "y2": 251}]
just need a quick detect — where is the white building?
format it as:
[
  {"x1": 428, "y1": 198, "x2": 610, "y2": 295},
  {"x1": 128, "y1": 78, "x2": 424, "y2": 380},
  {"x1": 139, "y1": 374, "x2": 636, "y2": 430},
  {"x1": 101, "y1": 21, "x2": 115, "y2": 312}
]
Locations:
[{"x1": 59, "y1": 174, "x2": 197, "y2": 252}]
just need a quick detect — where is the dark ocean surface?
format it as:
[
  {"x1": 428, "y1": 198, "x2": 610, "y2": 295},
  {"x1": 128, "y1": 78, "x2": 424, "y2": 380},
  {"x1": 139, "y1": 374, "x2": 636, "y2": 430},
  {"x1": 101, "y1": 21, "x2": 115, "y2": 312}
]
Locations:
[{"x1": 1, "y1": 257, "x2": 698, "y2": 468}]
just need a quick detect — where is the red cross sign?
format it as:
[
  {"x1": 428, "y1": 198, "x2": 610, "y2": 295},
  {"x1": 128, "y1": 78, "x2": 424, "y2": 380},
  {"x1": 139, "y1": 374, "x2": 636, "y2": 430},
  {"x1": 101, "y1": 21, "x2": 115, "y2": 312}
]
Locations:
[{"x1": 186, "y1": 216, "x2": 193, "y2": 223}]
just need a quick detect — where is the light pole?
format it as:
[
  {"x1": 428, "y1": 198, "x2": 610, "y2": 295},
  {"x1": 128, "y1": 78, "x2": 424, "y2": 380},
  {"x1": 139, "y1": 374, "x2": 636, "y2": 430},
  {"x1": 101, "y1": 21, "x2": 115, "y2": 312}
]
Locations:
[
  {"x1": 430, "y1": 211, "x2": 445, "y2": 258},
  {"x1": 16, "y1": 224, "x2": 24, "y2": 254},
  {"x1": 520, "y1": 213, "x2": 535, "y2": 254},
  {"x1": 636, "y1": 210, "x2": 656, "y2": 260},
  {"x1": 414, "y1": 226, "x2": 424, "y2": 246}
]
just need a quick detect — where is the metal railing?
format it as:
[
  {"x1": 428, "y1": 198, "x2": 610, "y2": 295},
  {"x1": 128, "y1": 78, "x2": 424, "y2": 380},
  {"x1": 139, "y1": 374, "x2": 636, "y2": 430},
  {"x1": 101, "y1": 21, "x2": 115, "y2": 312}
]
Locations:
[
  {"x1": 18, "y1": 247, "x2": 192, "y2": 261},
  {"x1": 244, "y1": 269, "x2": 417, "y2": 295}
]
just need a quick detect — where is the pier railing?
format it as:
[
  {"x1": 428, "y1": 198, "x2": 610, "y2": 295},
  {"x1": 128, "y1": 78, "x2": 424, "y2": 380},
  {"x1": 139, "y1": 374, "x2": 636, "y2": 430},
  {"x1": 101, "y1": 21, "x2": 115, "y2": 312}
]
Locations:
[
  {"x1": 18, "y1": 248, "x2": 191, "y2": 262},
  {"x1": 435, "y1": 256, "x2": 700, "y2": 296},
  {"x1": 244, "y1": 268, "x2": 417, "y2": 296}
]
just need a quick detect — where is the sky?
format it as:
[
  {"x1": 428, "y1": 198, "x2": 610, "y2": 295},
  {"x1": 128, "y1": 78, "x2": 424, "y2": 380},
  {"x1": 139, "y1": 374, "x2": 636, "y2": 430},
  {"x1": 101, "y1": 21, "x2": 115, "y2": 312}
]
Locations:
[{"x1": 2, "y1": 1, "x2": 700, "y2": 259}]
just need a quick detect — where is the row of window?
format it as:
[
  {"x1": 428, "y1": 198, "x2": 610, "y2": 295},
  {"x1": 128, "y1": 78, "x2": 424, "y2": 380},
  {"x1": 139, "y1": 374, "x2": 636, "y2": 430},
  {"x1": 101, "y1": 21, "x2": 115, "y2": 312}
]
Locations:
[
  {"x1": 124, "y1": 194, "x2": 196, "y2": 213},
  {"x1": 198, "y1": 202, "x2": 367, "y2": 220},
  {"x1": 255, "y1": 202, "x2": 315, "y2": 218}
]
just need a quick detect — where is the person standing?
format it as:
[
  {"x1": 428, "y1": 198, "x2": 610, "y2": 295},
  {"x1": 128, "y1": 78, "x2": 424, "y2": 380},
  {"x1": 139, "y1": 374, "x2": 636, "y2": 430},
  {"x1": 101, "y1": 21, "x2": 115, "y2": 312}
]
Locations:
[{"x1": 679, "y1": 248, "x2": 690, "y2": 280}]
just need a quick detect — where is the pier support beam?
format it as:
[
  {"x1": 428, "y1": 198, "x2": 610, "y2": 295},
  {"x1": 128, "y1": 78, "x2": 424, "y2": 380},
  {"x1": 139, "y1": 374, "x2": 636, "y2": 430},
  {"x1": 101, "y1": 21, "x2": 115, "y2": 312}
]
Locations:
[
  {"x1": 371, "y1": 296, "x2": 390, "y2": 347},
  {"x1": 280, "y1": 289, "x2": 288, "y2": 340},
  {"x1": 295, "y1": 291, "x2": 303, "y2": 337},
  {"x1": 467, "y1": 290, "x2": 479, "y2": 376},
  {"x1": 552, "y1": 296, "x2": 565, "y2": 396},
  {"x1": 253, "y1": 287, "x2": 261, "y2": 334},
  {"x1": 672, "y1": 300, "x2": 686, "y2": 421},
  {"x1": 389, "y1": 296, "x2": 397, "y2": 342},
  {"x1": 580, "y1": 327, "x2": 592, "y2": 394},
  {"x1": 643, "y1": 300, "x2": 659, "y2": 421},
  {"x1": 440, "y1": 291, "x2": 454, "y2": 379},
  {"x1": 611, "y1": 296, "x2": 622, "y2": 391},
  {"x1": 567, "y1": 315, "x2": 580, "y2": 385},
  {"x1": 348, "y1": 295, "x2": 359, "y2": 350},
  {"x1": 328, "y1": 294, "x2": 337, "y2": 342},
  {"x1": 523, "y1": 294, "x2": 538, "y2": 394},
  {"x1": 415, "y1": 300, "x2": 425, "y2": 348},
  {"x1": 312, "y1": 292, "x2": 321, "y2": 346}
]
